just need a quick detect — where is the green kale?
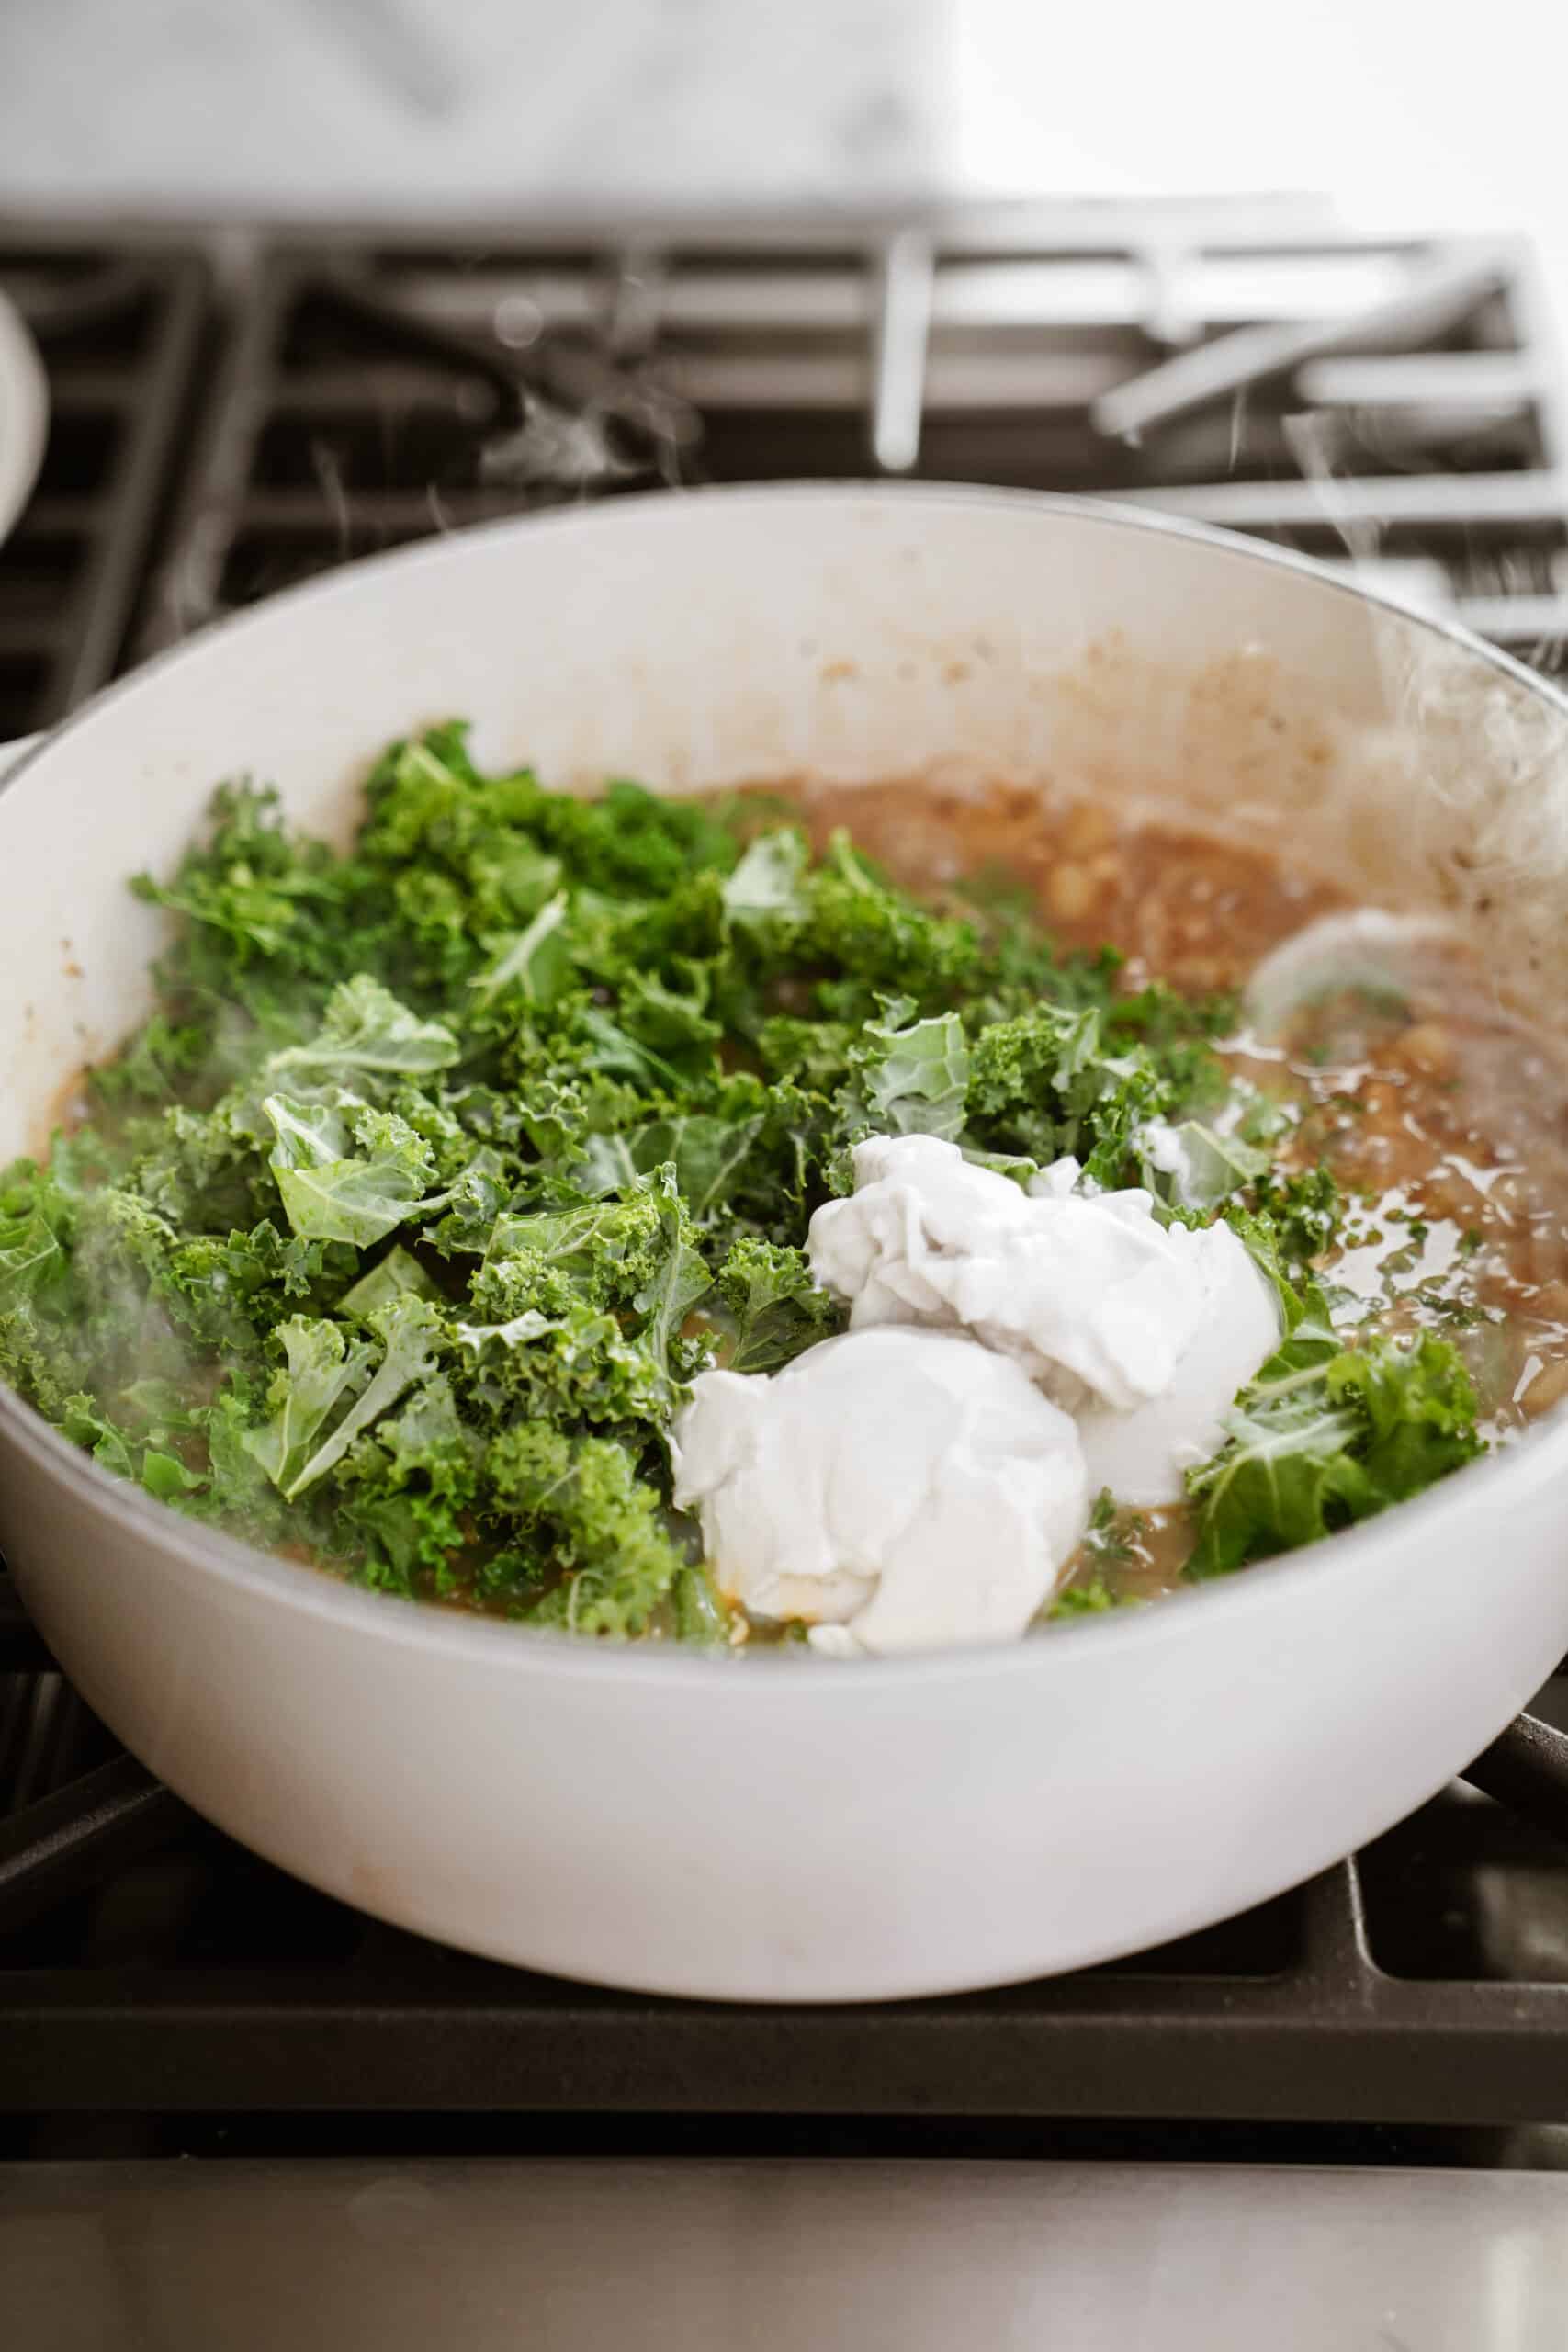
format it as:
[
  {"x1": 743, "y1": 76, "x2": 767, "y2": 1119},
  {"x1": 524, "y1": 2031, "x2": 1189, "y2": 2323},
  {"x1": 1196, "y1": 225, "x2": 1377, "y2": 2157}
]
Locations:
[
  {"x1": 634, "y1": 1168, "x2": 716, "y2": 1390},
  {"x1": 571, "y1": 1111, "x2": 764, "y2": 1222},
  {"x1": 334, "y1": 1374, "x2": 479, "y2": 1594},
  {"x1": 1047, "y1": 1577, "x2": 1122, "y2": 1618},
  {"x1": 716, "y1": 1236, "x2": 841, "y2": 1374},
  {"x1": 722, "y1": 829, "x2": 810, "y2": 923},
  {"x1": 1138, "y1": 1121, "x2": 1269, "y2": 1212},
  {"x1": 1046, "y1": 1490, "x2": 1151, "y2": 1617},
  {"x1": 1248, "y1": 1162, "x2": 1343, "y2": 1266},
  {"x1": 965, "y1": 1001, "x2": 1170, "y2": 1183},
  {"x1": 468, "y1": 893, "x2": 571, "y2": 1009},
  {"x1": 264, "y1": 1095, "x2": 446, "y2": 1248},
  {"x1": 0, "y1": 1204, "x2": 65, "y2": 1301},
  {"x1": 242, "y1": 1296, "x2": 446, "y2": 1501},
  {"x1": 671, "y1": 1562, "x2": 732, "y2": 1647},
  {"x1": 264, "y1": 975, "x2": 461, "y2": 1091},
  {"x1": 1187, "y1": 1310, "x2": 1483, "y2": 1580},
  {"x1": 487, "y1": 1423, "x2": 694, "y2": 1636},
  {"x1": 846, "y1": 1001, "x2": 971, "y2": 1144},
  {"x1": 796, "y1": 832, "x2": 982, "y2": 1006}
]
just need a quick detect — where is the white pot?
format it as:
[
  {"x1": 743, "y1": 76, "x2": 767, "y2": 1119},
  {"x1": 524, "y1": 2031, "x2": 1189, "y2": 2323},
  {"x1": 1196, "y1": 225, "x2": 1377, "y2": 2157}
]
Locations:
[{"x1": 3, "y1": 484, "x2": 1567, "y2": 2002}]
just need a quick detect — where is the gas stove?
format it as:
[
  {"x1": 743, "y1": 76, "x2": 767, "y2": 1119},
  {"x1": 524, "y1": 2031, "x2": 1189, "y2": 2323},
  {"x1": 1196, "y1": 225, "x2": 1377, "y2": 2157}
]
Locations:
[
  {"x1": 6, "y1": 211, "x2": 1568, "y2": 2330},
  {"x1": 8, "y1": 208, "x2": 1568, "y2": 752}
]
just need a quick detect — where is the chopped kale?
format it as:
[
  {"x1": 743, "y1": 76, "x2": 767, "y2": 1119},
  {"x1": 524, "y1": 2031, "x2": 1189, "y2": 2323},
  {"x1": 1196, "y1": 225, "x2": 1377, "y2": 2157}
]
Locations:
[{"x1": 1186, "y1": 1255, "x2": 1483, "y2": 1580}]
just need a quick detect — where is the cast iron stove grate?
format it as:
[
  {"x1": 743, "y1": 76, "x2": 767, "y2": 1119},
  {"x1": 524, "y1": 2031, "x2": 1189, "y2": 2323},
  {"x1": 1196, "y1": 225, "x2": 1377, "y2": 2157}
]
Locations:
[
  {"x1": 121, "y1": 213, "x2": 1568, "y2": 666},
  {"x1": 6, "y1": 214, "x2": 1568, "y2": 2143},
  {"x1": 0, "y1": 235, "x2": 207, "y2": 740}
]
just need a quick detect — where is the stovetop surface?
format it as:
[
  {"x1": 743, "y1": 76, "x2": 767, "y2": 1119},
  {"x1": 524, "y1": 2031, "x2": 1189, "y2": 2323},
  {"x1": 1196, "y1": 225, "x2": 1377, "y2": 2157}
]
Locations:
[
  {"x1": 6, "y1": 210, "x2": 1568, "y2": 2168},
  {"x1": 10, "y1": 2157, "x2": 1568, "y2": 2352}
]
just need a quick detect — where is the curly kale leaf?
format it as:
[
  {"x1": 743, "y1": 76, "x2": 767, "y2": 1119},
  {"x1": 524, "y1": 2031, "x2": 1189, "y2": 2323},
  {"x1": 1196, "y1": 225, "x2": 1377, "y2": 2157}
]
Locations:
[
  {"x1": 1187, "y1": 1301, "x2": 1482, "y2": 1581},
  {"x1": 722, "y1": 829, "x2": 811, "y2": 923},
  {"x1": 340, "y1": 1246, "x2": 443, "y2": 1321},
  {"x1": 333, "y1": 1374, "x2": 479, "y2": 1594},
  {"x1": 716, "y1": 1237, "x2": 840, "y2": 1375},
  {"x1": 487, "y1": 1423, "x2": 693, "y2": 1637},
  {"x1": 264, "y1": 1094, "x2": 446, "y2": 1248},
  {"x1": 0, "y1": 1205, "x2": 65, "y2": 1302},
  {"x1": 468, "y1": 892, "x2": 572, "y2": 1009},
  {"x1": 966, "y1": 1001, "x2": 1172, "y2": 1183},
  {"x1": 790, "y1": 832, "x2": 982, "y2": 1009},
  {"x1": 844, "y1": 1000, "x2": 971, "y2": 1145},
  {"x1": 264, "y1": 975, "x2": 461, "y2": 1090},
  {"x1": 1248, "y1": 1161, "x2": 1344, "y2": 1267},
  {"x1": 1137, "y1": 1120, "x2": 1270, "y2": 1213},
  {"x1": 570, "y1": 1112, "x2": 763, "y2": 1222},
  {"x1": 633, "y1": 1167, "x2": 716, "y2": 1389},
  {"x1": 239, "y1": 1296, "x2": 445, "y2": 1501}
]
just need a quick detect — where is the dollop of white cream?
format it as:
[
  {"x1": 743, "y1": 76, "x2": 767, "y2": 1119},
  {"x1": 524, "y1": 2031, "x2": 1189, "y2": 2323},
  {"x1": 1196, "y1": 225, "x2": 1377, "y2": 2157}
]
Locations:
[
  {"x1": 807, "y1": 1134, "x2": 1280, "y2": 1506},
  {"x1": 1073, "y1": 1221, "x2": 1282, "y2": 1505},
  {"x1": 671, "y1": 1329, "x2": 1089, "y2": 1656},
  {"x1": 811, "y1": 1136, "x2": 1196, "y2": 1411},
  {"x1": 1135, "y1": 1116, "x2": 1198, "y2": 1195}
]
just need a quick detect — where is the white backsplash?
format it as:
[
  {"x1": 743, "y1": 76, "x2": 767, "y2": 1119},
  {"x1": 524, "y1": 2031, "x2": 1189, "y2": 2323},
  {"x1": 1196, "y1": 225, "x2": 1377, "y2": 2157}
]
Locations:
[
  {"x1": 5, "y1": 0, "x2": 1568, "y2": 312},
  {"x1": 4, "y1": 0, "x2": 953, "y2": 212}
]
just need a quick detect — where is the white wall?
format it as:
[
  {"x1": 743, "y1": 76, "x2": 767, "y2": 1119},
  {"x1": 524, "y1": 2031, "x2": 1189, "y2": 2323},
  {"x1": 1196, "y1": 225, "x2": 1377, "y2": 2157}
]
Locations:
[{"x1": 3, "y1": 1, "x2": 1566, "y2": 277}]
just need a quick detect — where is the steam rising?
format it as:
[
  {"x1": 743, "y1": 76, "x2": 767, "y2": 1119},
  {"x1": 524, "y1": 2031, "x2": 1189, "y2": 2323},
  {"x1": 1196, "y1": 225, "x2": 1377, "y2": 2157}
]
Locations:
[
  {"x1": 1193, "y1": 405, "x2": 1568, "y2": 1011},
  {"x1": 1355, "y1": 616, "x2": 1568, "y2": 997}
]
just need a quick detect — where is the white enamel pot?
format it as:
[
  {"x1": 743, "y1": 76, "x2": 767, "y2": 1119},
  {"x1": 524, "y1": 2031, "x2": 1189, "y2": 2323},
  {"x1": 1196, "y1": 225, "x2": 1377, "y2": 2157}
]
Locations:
[{"x1": 4, "y1": 484, "x2": 1568, "y2": 2003}]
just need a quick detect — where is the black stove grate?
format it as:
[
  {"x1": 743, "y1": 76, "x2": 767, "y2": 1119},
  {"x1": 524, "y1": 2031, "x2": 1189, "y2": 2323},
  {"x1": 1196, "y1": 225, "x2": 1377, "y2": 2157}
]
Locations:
[
  {"x1": 0, "y1": 237, "x2": 207, "y2": 740},
  {"x1": 6, "y1": 213, "x2": 1568, "y2": 2143},
  {"x1": 125, "y1": 220, "x2": 1568, "y2": 666}
]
